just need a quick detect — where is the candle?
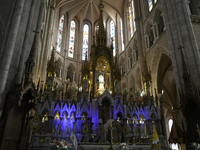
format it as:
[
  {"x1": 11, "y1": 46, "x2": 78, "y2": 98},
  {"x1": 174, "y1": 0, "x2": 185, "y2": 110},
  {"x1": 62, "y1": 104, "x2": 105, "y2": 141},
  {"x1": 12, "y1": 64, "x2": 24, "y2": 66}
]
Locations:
[
  {"x1": 197, "y1": 124, "x2": 199, "y2": 130},
  {"x1": 110, "y1": 121, "x2": 112, "y2": 127}
]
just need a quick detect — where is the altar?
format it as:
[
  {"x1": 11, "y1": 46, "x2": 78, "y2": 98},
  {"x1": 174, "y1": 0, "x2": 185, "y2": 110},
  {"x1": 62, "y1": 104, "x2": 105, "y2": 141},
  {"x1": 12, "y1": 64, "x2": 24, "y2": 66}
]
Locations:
[{"x1": 78, "y1": 143, "x2": 151, "y2": 150}]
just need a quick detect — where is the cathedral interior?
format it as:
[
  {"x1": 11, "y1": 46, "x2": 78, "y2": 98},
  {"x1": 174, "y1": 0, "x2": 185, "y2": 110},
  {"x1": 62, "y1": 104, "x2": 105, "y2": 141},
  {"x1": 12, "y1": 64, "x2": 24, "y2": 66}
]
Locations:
[{"x1": 0, "y1": 0, "x2": 200, "y2": 150}]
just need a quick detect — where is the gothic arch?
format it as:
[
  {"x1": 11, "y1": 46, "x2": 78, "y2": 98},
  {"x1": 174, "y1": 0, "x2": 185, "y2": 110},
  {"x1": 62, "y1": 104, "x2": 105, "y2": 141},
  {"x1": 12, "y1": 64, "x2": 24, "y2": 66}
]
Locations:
[
  {"x1": 98, "y1": 91, "x2": 114, "y2": 106},
  {"x1": 155, "y1": 53, "x2": 179, "y2": 109},
  {"x1": 152, "y1": 5, "x2": 163, "y2": 22},
  {"x1": 145, "y1": 21, "x2": 154, "y2": 48},
  {"x1": 151, "y1": 46, "x2": 170, "y2": 91},
  {"x1": 153, "y1": 7, "x2": 165, "y2": 35}
]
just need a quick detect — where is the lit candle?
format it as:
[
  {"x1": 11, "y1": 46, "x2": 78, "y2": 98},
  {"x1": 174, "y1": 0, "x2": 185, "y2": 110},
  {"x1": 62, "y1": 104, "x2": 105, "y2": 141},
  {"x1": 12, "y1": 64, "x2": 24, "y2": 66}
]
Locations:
[{"x1": 197, "y1": 124, "x2": 199, "y2": 130}]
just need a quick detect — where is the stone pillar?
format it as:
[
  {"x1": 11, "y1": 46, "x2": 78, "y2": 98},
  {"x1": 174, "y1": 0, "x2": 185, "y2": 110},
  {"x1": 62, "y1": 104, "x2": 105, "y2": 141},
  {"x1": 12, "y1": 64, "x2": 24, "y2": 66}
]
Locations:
[
  {"x1": 38, "y1": 0, "x2": 55, "y2": 82},
  {"x1": 15, "y1": 0, "x2": 35, "y2": 84},
  {"x1": 48, "y1": 115, "x2": 54, "y2": 133},
  {"x1": 151, "y1": 25, "x2": 156, "y2": 41},
  {"x1": 145, "y1": 35, "x2": 150, "y2": 49},
  {"x1": 154, "y1": 22, "x2": 159, "y2": 37},
  {"x1": 0, "y1": 0, "x2": 26, "y2": 117},
  {"x1": 161, "y1": 0, "x2": 200, "y2": 89},
  {"x1": 72, "y1": 71, "x2": 76, "y2": 82},
  {"x1": 185, "y1": 0, "x2": 191, "y2": 15}
]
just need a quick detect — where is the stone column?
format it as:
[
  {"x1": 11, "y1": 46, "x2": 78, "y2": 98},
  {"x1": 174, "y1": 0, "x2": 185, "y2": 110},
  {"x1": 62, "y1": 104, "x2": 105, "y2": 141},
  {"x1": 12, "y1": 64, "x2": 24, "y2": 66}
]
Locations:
[
  {"x1": 15, "y1": 0, "x2": 35, "y2": 84},
  {"x1": 185, "y1": 0, "x2": 191, "y2": 15},
  {"x1": 39, "y1": 0, "x2": 55, "y2": 82},
  {"x1": 0, "y1": 0, "x2": 25, "y2": 117},
  {"x1": 145, "y1": 35, "x2": 150, "y2": 49},
  {"x1": 151, "y1": 25, "x2": 156, "y2": 41},
  {"x1": 161, "y1": 0, "x2": 200, "y2": 89},
  {"x1": 72, "y1": 71, "x2": 76, "y2": 82},
  {"x1": 154, "y1": 22, "x2": 159, "y2": 37}
]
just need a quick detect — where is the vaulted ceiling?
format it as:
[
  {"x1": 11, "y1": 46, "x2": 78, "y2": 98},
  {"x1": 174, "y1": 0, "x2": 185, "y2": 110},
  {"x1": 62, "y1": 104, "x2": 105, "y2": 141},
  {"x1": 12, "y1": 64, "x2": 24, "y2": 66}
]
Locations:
[{"x1": 56, "y1": 0, "x2": 125, "y2": 26}]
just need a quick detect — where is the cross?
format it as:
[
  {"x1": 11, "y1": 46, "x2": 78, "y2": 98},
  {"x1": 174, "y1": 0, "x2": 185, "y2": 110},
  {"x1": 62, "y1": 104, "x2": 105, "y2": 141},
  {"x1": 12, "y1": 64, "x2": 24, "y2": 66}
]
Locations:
[
  {"x1": 33, "y1": 30, "x2": 40, "y2": 36},
  {"x1": 178, "y1": 45, "x2": 184, "y2": 50}
]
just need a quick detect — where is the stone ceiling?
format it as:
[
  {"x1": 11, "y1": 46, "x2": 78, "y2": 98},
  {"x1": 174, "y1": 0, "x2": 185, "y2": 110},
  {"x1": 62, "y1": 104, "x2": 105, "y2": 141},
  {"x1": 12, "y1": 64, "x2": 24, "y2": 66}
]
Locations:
[{"x1": 56, "y1": 0, "x2": 125, "y2": 25}]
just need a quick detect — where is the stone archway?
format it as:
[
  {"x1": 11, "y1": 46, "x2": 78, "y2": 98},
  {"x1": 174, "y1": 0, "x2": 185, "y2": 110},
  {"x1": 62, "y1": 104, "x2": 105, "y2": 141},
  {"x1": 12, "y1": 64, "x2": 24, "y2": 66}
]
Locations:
[{"x1": 98, "y1": 91, "x2": 114, "y2": 124}]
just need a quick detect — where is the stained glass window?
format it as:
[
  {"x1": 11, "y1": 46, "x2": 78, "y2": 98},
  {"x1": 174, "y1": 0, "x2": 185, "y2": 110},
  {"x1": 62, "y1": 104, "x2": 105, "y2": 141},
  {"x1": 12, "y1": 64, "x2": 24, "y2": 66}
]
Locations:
[
  {"x1": 132, "y1": 0, "x2": 136, "y2": 32},
  {"x1": 120, "y1": 19, "x2": 124, "y2": 51},
  {"x1": 68, "y1": 20, "x2": 76, "y2": 58},
  {"x1": 56, "y1": 15, "x2": 64, "y2": 52},
  {"x1": 82, "y1": 24, "x2": 89, "y2": 60},
  {"x1": 110, "y1": 20, "x2": 116, "y2": 56},
  {"x1": 129, "y1": 4, "x2": 133, "y2": 38},
  {"x1": 148, "y1": 0, "x2": 153, "y2": 12}
]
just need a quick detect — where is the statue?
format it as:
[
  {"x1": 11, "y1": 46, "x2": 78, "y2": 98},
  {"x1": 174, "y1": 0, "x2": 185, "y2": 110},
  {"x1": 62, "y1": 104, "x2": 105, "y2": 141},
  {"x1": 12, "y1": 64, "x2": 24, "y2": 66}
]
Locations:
[
  {"x1": 83, "y1": 79, "x2": 88, "y2": 92},
  {"x1": 53, "y1": 112, "x2": 60, "y2": 135},
  {"x1": 60, "y1": 114, "x2": 68, "y2": 135}
]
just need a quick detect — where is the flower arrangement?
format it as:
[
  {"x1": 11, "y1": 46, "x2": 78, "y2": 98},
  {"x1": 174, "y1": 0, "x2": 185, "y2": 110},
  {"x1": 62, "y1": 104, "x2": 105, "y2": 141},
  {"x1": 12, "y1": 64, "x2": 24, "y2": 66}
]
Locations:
[
  {"x1": 190, "y1": 143, "x2": 200, "y2": 149},
  {"x1": 119, "y1": 143, "x2": 128, "y2": 149},
  {"x1": 56, "y1": 139, "x2": 69, "y2": 149}
]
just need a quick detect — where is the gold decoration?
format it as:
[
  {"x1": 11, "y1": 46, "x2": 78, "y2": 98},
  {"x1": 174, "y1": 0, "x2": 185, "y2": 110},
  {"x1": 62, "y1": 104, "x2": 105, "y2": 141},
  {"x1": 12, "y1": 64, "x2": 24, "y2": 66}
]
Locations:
[
  {"x1": 53, "y1": 139, "x2": 57, "y2": 143},
  {"x1": 95, "y1": 56, "x2": 110, "y2": 72},
  {"x1": 123, "y1": 126, "x2": 127, "y2": 133},
  {"x1": 40, "y1": 138, "x2": 44, "y2": 143},
  {"x1": 83, "y1": 124, "x2": 88, "y2": 134},
  {"x1": 29, "y1": 114, "x2": 42, "y2": 133},
  {"x1": 151, "y1": 143, "x2": 161, "y2": 149}
]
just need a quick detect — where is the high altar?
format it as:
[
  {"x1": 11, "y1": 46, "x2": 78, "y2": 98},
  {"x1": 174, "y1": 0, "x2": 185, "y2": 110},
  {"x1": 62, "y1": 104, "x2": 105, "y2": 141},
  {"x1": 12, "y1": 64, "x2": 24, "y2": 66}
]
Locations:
[{"x1": 29, "y1": 1, "x2": 167, "y2": 150}]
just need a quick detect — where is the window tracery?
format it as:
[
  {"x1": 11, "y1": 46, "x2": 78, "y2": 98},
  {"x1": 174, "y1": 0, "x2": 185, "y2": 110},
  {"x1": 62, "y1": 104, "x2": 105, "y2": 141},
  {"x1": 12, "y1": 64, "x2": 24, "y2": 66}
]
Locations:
[
  {"x1": 148, "y1": 0, "x2": 153, "y2": 12},
  {"x1": 82, "y1": 24, "x2": 89, "y2": 60},
  {"x1": 120, "y1": 19, "x2": 125, "y2": 51},
  {"x1": 127, "y1": 0, "x2": 136, "y2": 40},
  {"x1": 56, "y1": 15, "x2": 64, "y2": 52},
  {"x1": 110, "y1": 20, "x2": 116, "y2": 56},
  {"x1": 68, "y1": 20, "x2": 76, "y2": 58}
]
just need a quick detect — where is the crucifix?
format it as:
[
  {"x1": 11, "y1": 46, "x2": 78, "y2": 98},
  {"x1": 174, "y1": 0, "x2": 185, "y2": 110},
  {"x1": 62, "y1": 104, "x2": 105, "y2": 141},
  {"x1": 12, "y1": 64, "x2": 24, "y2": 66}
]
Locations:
[
  {"x1": 33, "y1": 30, "x2": 39, "y2": 35},
  {"x1": 178, "y1": 45, "x2": 184, "y2": 50},
  {"x1": 32, "y1": 30, "x2": 40, "y2": 40}
]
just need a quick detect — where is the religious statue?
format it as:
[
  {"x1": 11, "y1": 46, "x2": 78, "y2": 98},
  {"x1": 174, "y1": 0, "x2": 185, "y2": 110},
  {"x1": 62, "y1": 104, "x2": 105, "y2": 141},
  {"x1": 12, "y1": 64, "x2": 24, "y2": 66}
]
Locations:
[
  {"x1": 60, "y1": 114, "x2": 68, "y2": 135},
  {"x1": 83, "y1": 79, "x2": 88, "y2": 92},
  {"x1": 69, "y1": 113, "x2": 75, "y2": 132},
  {"x1": 53, "y1": 112, "x2": 60, "y2": 135}
]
